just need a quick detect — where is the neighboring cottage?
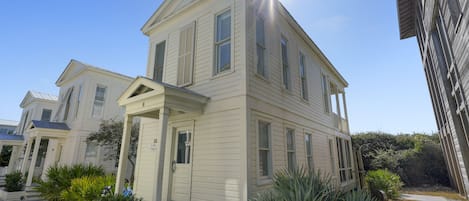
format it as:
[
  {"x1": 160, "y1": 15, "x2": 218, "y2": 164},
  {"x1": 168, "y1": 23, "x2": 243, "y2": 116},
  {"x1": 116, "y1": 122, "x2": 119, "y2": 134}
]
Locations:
[
  {"x1": 0, "y1": 119, "x2": 18, "y2": 135},
  {"x1": 397, "y1": 0, "x2": 469, "y2": 198},
  {"x1": 3, "y1": 60, "x2": 133, "y2": 187},
  {"x1": 115, "y1": 0, "x2": 356, "y2": 200}
]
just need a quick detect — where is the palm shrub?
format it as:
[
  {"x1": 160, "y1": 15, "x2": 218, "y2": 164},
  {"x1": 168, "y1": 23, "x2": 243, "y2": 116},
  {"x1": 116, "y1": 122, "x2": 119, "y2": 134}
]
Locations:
[
  {"x1": 61, "y1": 175, "x2": 115, "y2": 201},
  {"x1": 35, "y1": 164, "x2": 105, "y2": 201},
  {"x1": 365, "y1": 169, "x2": 403, "y2": 200},
  {"x1": 250, "y1": 167, "x2": 375, "y2": 201},
  {"x1": 5, "y1": 171, "x2": 24, "y2": 192}
]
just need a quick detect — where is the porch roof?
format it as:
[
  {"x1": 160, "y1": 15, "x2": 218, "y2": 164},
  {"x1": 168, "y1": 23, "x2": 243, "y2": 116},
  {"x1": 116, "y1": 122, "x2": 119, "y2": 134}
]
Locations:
[
  {"x1": 118, "y1": 77, "x2": 209, "y2": 117},
  {"x1": 30, "y1": 120, "x2": 70, "y2": 131},
  {"x1": 0, "y1": 133, "x2": 24, "y2": 146}
]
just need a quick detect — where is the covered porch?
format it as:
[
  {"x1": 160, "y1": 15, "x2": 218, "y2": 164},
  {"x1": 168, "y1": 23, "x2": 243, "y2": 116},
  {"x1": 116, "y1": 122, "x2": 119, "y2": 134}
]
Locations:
[
  {"x1": 0, "y1": 134, "x2": 24, "y2": 176},
  {"x1": 115, "y1": 77, "x2": 208, "y2": 200},
  {"x1": 22, "y1": 120, "x2": 69, "y2": 186}
]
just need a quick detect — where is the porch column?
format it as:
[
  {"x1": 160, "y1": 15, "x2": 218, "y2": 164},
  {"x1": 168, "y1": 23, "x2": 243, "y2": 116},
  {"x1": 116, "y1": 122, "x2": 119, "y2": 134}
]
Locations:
[
  {"x1": 156, "y1": 107, "x2": 169, "y2": 201},
  {"x1": 21, "y1": 139, "x2": 33, "y2": 174},
  {"x1": 115, "y1": 115, "x2": 133, "y2": 194},
  {"x1": 7, "y1": 146, "x2": 20, "y2": 174},
  {"x1": 26, "y1": 136, "x2": 41, "y2": 186}
]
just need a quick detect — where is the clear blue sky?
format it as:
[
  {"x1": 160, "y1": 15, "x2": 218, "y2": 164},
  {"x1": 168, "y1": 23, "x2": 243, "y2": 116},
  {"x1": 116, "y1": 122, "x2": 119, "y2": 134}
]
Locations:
[{"x1": 0, "y1": 0, "x2": 436, "y2": 134}]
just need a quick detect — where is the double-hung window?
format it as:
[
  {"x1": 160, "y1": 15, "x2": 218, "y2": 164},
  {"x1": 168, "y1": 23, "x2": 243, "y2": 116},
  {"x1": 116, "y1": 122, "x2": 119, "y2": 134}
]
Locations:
[
  {"x1": 63, "y1": 88, "x2": 74, "y2": 121},
  {"x1": 256, "y1": 16, "x2": 266, "y2": 77},
  {"x1": 286, "y1": 128, "x2": 295, "y2": 170},
  {"x1": 281, "y1": 36, "x2": 290, "y2": 89},
  {"x1": 215, "y1": 10, "x2": 231, "y2": 74},
  {"x1": 154, "y1": 41, "x2": 166, "y2": 82},
  {"x1": 178, "y1": 22, "x2": 195, "y2": 86},
  {"x1": 92, "y1": 86, "x2": 106, "y2": 118},
  {"x1": 299, "y1": 53, "x2": 308, "y2": 100},
  {"x1": 258, "y1": 121, "x2": 272, "y2": 179},
  {"x1": 305, "y1": 133, "x2": 313, "y2": 170}
]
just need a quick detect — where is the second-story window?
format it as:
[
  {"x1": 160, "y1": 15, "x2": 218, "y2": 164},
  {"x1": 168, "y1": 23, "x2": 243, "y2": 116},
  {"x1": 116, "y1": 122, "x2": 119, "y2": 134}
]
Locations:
[
  {"x1": 41, "y1": 109, "x2": 52, "y2": 122},
  {"x1": 92, "y1": 86, "x2": 106, "y2": 118},
  {"x1": 215, "y1": 10, "x2": 231, "y2": 74},
  {"x1": 177, "y1": 22, "x2": 196, "y2": 86},
  {"x1": 281, "y1": 36, "x2": 290, "y2": 90},
  {"x1": 321, "y1": 74, "x2": 330, "y2": 113},
  {"x1": 63, "y1": 88, "x2": 74, "y2": 121},
  {"x1": 153, "y1": 41, "x2": 166, "y2": 82},
  {"x1": 299, "y1": 52, "x2": 308, "y2": 100},
  {"x1": 256, "y1": 16, "x2": 266, "y2": 77}
]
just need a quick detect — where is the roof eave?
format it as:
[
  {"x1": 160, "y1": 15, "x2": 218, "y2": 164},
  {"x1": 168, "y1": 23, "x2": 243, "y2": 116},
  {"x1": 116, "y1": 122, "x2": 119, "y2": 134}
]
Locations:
[{"x1": 397, "y1": 0, "x2": 417, "y2": 40}]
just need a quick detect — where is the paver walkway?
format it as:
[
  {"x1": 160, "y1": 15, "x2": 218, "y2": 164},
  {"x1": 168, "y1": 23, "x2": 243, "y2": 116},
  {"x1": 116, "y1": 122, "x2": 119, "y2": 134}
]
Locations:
[{"x1": 402, "y1": 194, "x2": 450, "y2": 201}]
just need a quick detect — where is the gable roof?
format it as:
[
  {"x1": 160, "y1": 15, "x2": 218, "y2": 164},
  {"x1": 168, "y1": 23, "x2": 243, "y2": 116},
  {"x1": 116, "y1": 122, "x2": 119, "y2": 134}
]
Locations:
[
  {"x1": 118, "y1": 76, "x2": 209, "y2": 106},
  {"x1": 141, "y1": 0, "x2": 199, "y2": 35},
  {"x1": 20, "y1": 90, "x2": 58, "y2": 108},
  {"x1": 277, "y1": 2, "x2": 348, "y2": 86},
  {"x1": 55, "y1": 59, "x2": 134, "y2": 86},
  {"x1": 30, "y1": 120, "x2": 70, "y2": 131}
]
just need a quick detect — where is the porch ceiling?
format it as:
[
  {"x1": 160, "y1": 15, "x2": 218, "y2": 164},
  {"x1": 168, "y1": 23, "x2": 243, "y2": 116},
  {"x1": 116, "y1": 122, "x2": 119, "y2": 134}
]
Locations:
[
  {"x1": 118, "y1": 77, "x2": 209, "y2": 117},
  {"x1": 397, "y1": 0, "x2": 417, "y2": 39}
]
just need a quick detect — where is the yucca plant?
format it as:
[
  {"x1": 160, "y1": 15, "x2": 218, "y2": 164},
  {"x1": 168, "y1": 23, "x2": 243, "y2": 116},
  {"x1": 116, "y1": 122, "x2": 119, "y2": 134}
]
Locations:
[
  {"x1": 35, "y1": 164, "x2": 105, "y2": 201},
  {"x1": 343, "y1": 190, "x2": 378, "y2": 201},
  {"x1": 251, "y1": 167, "x2": 376, "y2": 201}
]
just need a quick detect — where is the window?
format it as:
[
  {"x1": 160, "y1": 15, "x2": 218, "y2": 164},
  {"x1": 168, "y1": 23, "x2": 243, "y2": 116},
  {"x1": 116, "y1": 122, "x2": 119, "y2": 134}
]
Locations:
[
  {"x1": 154, "y1": 41, "x2": 166, "y2": 82},
  {"x1": 286, "y1": 128, "x2": 295, "y2": 170},
  {"x1": 21, "y1": 111, "x2": 29, "y2": 134},
  {"x1": 328, "y1": 139, "x2": 336, "y2": 176},
  {"x1": 321, "y1": 74, "x2": 330, "y2": 113},
  {"x1": 176, "y1": 131, "x2": 191, "y2": 164},
  {"x1": 178, "y1": 22, "x2": 195, "y2": 86},
  {"x1": 256, "y1": 16, "x2": 266, "y2": 77},
  {"x1": 92, "y1": 86, "x2": 106, "y2": 118},
  {"x1": 85, "y1": 142, "x2": 98, "y2": 158},
  {"x1": 336, "y1": 138, "x2": 353, "y2": 183},
  {"x1": 305, "y1": 133, "x2": 313, "y2": 170},
  {"x1": 258, "y1": 121, "x2": 272, "y2": 179},
  {"x1": 41, "y1": 109, "x2": 52, "y2": 121},
  {"x1": 63, "y1": 88, "x2": 74, "y2": 121},
  {"x1": 215, "y1": 10, "x2": 231, "y2": 74},
  {"x1": 299, "y1": 53, "x2": 308, "y2": 100},
  {"x1": 281, "y1": 36, "x2": 290, "y2": 89}
]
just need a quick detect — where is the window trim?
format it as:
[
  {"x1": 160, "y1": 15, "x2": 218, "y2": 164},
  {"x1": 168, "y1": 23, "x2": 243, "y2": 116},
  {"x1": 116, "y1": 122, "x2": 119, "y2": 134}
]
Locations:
[
  {"x1": 213, "y1": 8, "x2": 233, "y2": 75},
  {"x1": 321, "y1": 73, "x2": 330, "y2": 114},
  {"x1": 256, "y1": 119, "x2": 273, "y2": 185}
]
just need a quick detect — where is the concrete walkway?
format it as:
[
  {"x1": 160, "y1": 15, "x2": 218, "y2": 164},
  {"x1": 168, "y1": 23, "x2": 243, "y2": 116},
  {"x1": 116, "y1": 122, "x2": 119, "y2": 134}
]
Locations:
[{"x1": 402, "y1": 194, "x2": 451, "y2": 201}]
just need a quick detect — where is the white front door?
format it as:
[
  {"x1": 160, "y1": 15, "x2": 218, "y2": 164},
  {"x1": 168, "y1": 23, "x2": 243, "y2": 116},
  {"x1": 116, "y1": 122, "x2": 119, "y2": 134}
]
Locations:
[{"x1": 170, "y1": 130, "x2": 192, "y2": 201}]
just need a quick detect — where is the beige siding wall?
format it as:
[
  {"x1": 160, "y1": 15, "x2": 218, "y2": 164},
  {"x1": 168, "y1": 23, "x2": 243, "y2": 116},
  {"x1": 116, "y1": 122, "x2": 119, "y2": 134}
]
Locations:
[{"x1": 245, "y1": 0, "x2": 354, "y2": 197}]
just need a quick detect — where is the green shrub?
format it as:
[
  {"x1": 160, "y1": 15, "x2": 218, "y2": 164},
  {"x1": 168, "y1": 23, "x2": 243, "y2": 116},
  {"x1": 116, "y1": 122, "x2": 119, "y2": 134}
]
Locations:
[
  {"x1": 5, "y1": 171, "x2": 24, "y2": 192},
  {"x1": 365, "y1": 169, "x2": 403, "y2": 200},
  {"x1": 250, "y1": 167, "x2": 375, "y2": 201},
  {"x1": 61, "y1": 175, "x2": 115, "y2": 201},
  {"x1": 35, "y1": 164, "x2": 105, "y2": 201}
]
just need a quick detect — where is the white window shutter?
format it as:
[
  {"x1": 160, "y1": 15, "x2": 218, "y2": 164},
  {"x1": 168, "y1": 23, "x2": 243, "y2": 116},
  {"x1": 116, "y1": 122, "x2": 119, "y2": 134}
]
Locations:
[{"x1": 178, "y1": 22, "x2": 195, "y2": 86}]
